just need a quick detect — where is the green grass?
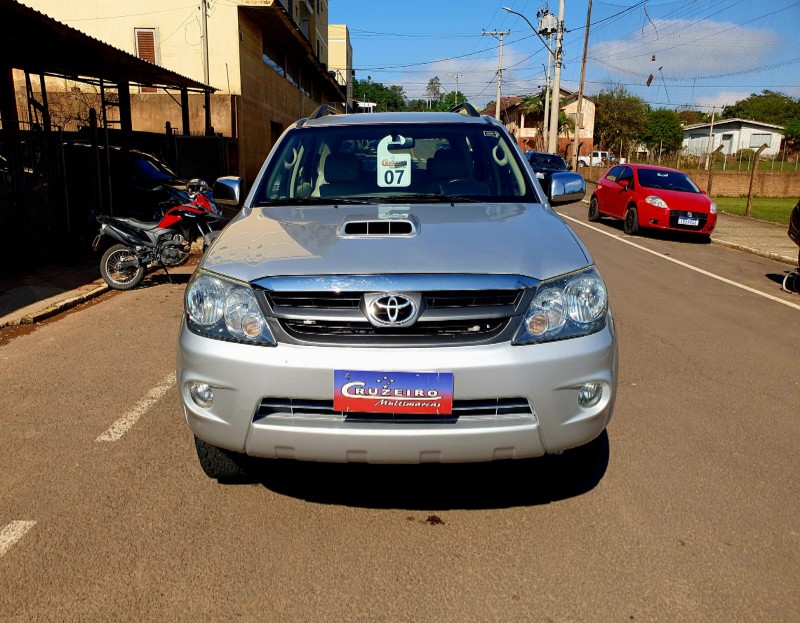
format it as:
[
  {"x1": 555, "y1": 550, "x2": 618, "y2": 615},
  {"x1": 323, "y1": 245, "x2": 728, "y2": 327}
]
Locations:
[
  {"x1": 626, "y1": 157, "x2": 800, "y2": 172},
  {"x1": 712, "y1": 196, "x2": 796, "y2": 224}
]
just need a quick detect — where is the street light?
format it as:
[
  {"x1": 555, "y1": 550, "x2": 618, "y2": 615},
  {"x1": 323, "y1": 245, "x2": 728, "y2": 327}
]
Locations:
[
  {"x1": 501, "y1": 6, "x2": 561, "y2": 154},
  {"x1": 501, "y1": 7, "x2": 556, "y2": 60}
]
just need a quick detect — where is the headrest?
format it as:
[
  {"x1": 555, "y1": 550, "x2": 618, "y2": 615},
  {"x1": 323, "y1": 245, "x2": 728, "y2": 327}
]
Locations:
[
  {"x1": 324, "y1": 153, "x2": 360, "y2": 183},
  {"x1": 429, "y1": 150, "x2": 470, "y2": 179}
]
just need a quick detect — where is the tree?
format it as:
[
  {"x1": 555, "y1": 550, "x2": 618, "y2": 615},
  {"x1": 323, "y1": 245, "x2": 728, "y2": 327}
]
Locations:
[
  {"x1": 405, "y1": 99, "x2": 428, "y2": 112},
  {"x1": 676, "y1": 108, "x2": 707, "y2": 126},
  {"x1": 784, "y1": 120, "x2": 800, "y2": 153},
  {"x1": 425, "y1": 76, "x2": 443, "y2": 107},
  {"x1": 721, "y1": 90, "x2": 800, "y2": 127},
  {"x1": 517, "y1": 93, "x2": 547, "y2": 149},
  {"x1": 640, "y1": 109, "x2": 684, "y2": 153},
  {"x1": 593, "y1": 84, "x2": 649, "y2": 155},
  {"x1": 353, "y1": 77, "x2": 405, "y2": 112},
  {"x1": 439, "y1": 91, "x2": 468, "y2": 111}
]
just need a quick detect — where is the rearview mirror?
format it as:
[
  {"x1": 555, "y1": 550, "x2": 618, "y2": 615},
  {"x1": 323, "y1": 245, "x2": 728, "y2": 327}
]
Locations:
[
  {"x1": 548, "y1": 172, "x2": 586, "y2": 204},
  {"x1": 213, "y1": 176, "x2": 243, "y2": 207}
]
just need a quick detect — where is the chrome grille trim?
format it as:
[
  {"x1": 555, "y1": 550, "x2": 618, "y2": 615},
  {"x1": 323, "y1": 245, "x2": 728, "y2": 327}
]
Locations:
[
  {"x1": 255, "y1": 398, "x2": 534, "y2": 423},
  {"x1": 253, "y1": 275, "x2": 535, "y2": 346}
]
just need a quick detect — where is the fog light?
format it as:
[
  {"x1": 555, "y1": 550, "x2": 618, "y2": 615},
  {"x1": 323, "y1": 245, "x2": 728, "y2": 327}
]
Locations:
[
  {"x1": 189, "y1": 382, "x2": 214, "y2": 408},
  {"x1": 578, "y1": 382, "x2": 602, "y2": 408}
]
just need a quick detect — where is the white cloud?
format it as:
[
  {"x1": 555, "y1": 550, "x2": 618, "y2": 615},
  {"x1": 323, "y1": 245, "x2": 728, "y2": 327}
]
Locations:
[
  {"x1": 590, "y1": 18, "x2": 783, "y2": 81},
  {"x1": 693, "y1": 91, "x2": 755, "y2": 110}
]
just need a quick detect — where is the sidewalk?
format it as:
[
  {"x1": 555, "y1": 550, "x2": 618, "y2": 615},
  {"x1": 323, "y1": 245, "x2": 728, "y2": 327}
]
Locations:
[{"x1": 0, "y1": 211, "x2": 797, "y2": 330}]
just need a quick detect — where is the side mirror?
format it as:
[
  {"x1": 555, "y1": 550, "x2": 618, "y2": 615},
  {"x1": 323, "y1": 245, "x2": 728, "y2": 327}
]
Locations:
[
  {"x1": 619, "y1": 179, "x2": 630, "y2": 189},
  {"x1": 548, "y1": 171, "x2": 586, "y2": 204},
  {"x1": 213, "y1": 176, "x2": 243, "y2": 207}
]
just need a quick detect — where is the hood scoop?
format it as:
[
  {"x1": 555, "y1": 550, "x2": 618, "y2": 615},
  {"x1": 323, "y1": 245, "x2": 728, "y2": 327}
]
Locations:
[{"x1": 339, "y1": 215, "x2": 418, "y2": 238}]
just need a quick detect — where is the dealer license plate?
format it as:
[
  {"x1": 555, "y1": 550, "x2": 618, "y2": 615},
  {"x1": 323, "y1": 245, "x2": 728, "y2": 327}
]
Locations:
[
  {"x1": 333, "y1": 370, "x2": 454, "y2": 415},
  {"x1": 678, "y1": 217, "x2": 699, "y2": 226}
]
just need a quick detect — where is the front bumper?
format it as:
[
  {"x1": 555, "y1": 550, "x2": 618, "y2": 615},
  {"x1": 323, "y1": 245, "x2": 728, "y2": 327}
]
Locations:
[{"x1": 177, "y1": 316, "x2": 618, "y2": 464}]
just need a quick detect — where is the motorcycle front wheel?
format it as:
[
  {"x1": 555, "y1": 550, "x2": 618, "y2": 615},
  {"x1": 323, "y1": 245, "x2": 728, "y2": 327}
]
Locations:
[{"x1": 100, "y1": 244, "x2": 146, "y2": 290}]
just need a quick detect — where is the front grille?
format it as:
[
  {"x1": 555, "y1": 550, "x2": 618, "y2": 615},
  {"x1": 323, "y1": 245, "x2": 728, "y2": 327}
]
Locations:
[
  {"x1": 268, "y1": 292, "x2": 361, "y2": 309},
  {"x1": 282, "y1": 318, "x2": 509, "y2": 339},
  {"x1": 669, "y1": 210, "x2": 708, "y2": 230},
  {"x1": 266, "y1": 290, "x2": 521, "y2": 310},
  {"x1": 259, "y1": 282, "x2": 527, "y2": 346},
  {"x1": 255, "y1": 397, "x2": 533, "y2": 423}
]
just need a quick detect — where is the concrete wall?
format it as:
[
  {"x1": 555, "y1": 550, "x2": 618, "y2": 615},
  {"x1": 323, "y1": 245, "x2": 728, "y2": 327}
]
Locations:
[
  {"x1": 237, "y1": 12, "x2": 324, "y2": 183},
  {"x1": 581, "y1": 166, "x2": 800, "y2": 197},
  {"x1": 329, "y1": 24, "x2": 352, "y2": 108}
]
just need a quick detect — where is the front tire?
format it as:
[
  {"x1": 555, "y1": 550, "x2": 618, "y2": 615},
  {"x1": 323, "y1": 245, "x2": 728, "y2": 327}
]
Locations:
[
  {"x1": 782, "y1": 270, "x2": 800, "y2": 293},
  {"x1": 100, "y1": 244, "x2": 146, "y2": 290},
  {"x1": 194, "y1": 436, "x2": 250, "y2": 481},
  {"x1": 588, "y1": 197, "x2": 601, "y2": 222},
  {"x1": 623, "y1": 206, "x2": 640, "y2": 235}
]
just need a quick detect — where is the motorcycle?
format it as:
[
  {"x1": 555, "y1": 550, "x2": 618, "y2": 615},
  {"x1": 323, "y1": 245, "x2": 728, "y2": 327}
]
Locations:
[
  {"x1": 783, "y1": 199, "x2": 800, "y2": 293},
  {"x1": 92, "y1": 194, "x2": 227, "y2": 291}
]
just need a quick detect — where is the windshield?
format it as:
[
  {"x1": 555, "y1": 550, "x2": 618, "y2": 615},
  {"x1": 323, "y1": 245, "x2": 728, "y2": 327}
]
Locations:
[
  {"x1": 132, "y1": 154, "x2": 177, "y2": 183},
  {"x1": 637, "y1": 168, "x2": 700, "y2": 193},
  {"x1": 253, "y1": 122, "x2": 536, "y2": 205},
  {"x1": 527, "y1": 153, "x2": 567, "y2": 169}
]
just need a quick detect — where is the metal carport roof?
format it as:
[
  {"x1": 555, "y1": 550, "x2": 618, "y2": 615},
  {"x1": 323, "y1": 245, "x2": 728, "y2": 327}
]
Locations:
[{"x1": 0, "y1": 0, "x2": 214, "y2": 92}]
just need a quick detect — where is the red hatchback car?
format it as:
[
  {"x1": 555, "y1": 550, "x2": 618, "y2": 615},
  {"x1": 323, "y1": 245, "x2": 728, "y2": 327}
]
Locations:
[{"x1": 589, "y1": 164, "x2": 717, "y2": 240}]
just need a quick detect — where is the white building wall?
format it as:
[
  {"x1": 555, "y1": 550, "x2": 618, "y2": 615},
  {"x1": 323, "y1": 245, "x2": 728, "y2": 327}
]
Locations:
[
  {"x1": 20, "y1": 0, "x2": 242, "y2": 93},
  {"x1": 683, "y1": 122, "x2": 782, "y2": 157}
]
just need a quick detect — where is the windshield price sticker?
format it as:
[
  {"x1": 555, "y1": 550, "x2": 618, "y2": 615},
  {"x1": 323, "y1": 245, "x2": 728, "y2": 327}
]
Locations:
[
  {"x1": 377, "y1": 135, "x2": 411, "y2": 188},
  {"x1": 334, "y1": 370, "x2": 453, "y2": 415}
]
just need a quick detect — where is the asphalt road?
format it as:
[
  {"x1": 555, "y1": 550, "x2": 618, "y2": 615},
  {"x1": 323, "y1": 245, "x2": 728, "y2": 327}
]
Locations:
[{"x1": 1, "y1": 205, "x2": 798, "y2": 621}]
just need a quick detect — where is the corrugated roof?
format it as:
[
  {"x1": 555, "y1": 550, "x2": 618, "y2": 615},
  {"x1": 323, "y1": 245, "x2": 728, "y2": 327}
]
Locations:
[
  {"x1": 0, "y1": 0, "x2": 213, "y2": 92},
  {"x1": 684, "y1": 118, "x2": 785, "y2": 131}
]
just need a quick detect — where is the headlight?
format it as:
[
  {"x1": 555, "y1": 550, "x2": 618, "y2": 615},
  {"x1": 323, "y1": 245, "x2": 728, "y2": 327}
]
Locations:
[
  {"x1": 185, "y1": 271, "x2": 276, "y2": 346},
  {"x1": 645, "y1": 195, "x2": 668, "y2": 209},
  {"x1": 709, "y1": 202, "x2": 717, "y2": 214},
  {"x1": 513, "y1": 267, "x2": 608, "y2": 345}
]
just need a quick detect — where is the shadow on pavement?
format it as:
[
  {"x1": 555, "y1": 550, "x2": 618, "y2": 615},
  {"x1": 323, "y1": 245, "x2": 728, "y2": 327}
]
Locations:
[
  {"x1": 239, "y1": 432, "x2": 610, "y2": 510},
  {"x1": 591, "y1": 218, "x2": 711, "y2": 245}
]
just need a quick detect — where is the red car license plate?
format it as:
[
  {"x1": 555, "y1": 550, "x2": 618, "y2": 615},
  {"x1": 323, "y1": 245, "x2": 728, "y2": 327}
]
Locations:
[{"x1": 334, "y1": 370, "x2": 454, "y2": 415}]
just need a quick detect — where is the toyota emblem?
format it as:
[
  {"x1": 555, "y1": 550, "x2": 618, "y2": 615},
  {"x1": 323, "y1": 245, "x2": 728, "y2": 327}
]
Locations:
[{"x1": 363, "y1": 293, "x2": 420, "y2": 327}]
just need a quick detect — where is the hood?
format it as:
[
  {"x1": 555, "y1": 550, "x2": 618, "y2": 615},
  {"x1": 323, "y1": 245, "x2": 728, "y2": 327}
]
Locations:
[
  {"x1": 202, "y1": 202, "x2": 591, "y2": 283},
  {"x1": 644, "y1": 188, "x2": 713, "y2": 212}
]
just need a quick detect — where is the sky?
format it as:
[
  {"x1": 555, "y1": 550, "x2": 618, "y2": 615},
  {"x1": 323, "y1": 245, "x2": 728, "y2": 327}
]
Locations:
[{"x1": 328, "y1": 0, "x2": 800, "y2": 112}]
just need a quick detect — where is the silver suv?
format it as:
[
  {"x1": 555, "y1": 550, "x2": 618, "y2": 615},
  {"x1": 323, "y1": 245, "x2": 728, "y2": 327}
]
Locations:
[{"x1": 178, "y1": 104, "x2": 618, "y2": 479}]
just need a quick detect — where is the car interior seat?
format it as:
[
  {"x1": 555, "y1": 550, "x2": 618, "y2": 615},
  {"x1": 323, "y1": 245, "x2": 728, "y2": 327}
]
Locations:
[{"x1": 319, "y1": 153, "x2": 363, "y2": 198}]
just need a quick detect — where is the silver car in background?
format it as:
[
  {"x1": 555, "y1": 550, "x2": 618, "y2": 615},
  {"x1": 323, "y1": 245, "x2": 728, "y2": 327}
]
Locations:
[{"x1": 178, "y1": 104, "x2": 617, "y2": 480}]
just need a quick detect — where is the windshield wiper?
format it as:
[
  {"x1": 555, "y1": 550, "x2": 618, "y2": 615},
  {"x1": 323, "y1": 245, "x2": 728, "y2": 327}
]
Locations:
[
  {"x1": 254, "y1": 197, "x2": 376, "y2": 206},
  {"x1": 392, "y1": 193, "x2": 484, "y2": 203}
]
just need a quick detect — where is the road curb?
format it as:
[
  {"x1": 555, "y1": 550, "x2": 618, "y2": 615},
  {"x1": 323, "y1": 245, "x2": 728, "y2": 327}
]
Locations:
[
  {"x1": 15, "y1": 284, "x2": 110, "y2": 327},
  {"x1": 709, "y1": 239, "x2": 796, "y2": 266}
]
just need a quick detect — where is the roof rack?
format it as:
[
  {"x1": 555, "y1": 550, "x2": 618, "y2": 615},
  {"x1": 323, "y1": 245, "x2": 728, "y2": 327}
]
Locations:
[
  {"x1": 449, "y1": 102, "x2": 481, "y2": 118},
  {"x1": 297, "y1": 104, "x2": 346, "y2": 128},
  {"x1": 310, "y1": 104, "x2": 344, "y2": 120}
]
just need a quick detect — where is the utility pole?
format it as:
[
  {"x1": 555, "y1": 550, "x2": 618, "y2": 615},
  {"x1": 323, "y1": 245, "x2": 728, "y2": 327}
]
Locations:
[
  {"x1": 547, "y1": 0, "x2": 565, "y2": 154},
  {"x1": 543, "y1": 33, "x2": 553, "y2": 150},
  {"x1": 448, "y1": 73, "x2": 463, "y2": 106},
  {"x1": 705, "y1": 106, "x2": 716, "y2": 170},
  {"x1": 571, "y1": 0, "x2": 591, "y2": 170},
  {"x1": 200, "y1": 0, "x2": 210, "y2": 85},
  {"x1": 483, "y1": 30, "x2": 510, "y2": 121}
]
